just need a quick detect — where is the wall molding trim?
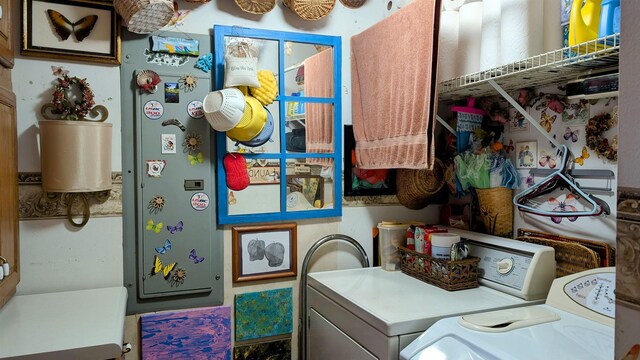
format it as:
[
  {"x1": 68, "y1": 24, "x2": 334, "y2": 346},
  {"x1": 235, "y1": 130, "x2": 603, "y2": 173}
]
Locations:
[{"x1": 18, "y1": 172, "x2": 123, "y2": 220}]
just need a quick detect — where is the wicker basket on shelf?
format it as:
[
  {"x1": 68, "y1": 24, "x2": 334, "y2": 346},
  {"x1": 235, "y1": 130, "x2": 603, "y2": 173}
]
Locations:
[
  {"x1": 398, "y1": 246, "x2": 480, "y2": 291},
  {"x1": 283, "y1": 0, "x2": 336, "y2": 20},
  {"x1": 475, "y1": 187, "x2": 513, "y2": 237},
  {"x1": 115, "y1": 0, "x2": 174, "y2": 34},
  {"x1": 234, "y1": 0, "x2": 277, "y2": 14}
]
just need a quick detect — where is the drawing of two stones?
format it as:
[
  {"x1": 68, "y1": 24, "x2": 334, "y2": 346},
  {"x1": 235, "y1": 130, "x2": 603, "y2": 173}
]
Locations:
[{"x1": 248, "y1": 239, "x2": 285, "y2": 267}]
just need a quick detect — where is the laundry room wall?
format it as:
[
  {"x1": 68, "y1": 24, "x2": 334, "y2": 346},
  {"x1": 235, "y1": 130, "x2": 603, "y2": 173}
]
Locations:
[{"x1": 12, "y1": 1, "x2": 441, "y2": 358}]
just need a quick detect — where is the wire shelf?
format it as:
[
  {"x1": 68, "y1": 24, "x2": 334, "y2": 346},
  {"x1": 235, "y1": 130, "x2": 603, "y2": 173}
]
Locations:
[{"x1": 438, "y1": 34, "x2": 620, "y2": 102}]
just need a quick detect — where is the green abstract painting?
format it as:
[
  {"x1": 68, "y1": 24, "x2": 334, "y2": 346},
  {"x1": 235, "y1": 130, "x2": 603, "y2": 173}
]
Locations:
[
  {"x1": 235, "y1": 288, "x2": 292, "y2": 341},
  {"x1": 233, "y1": 339, "x2": 291, "y2": 360}
]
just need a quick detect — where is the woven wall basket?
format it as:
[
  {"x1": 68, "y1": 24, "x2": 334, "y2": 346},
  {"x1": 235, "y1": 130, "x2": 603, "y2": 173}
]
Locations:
[
  {"x1": 234, "y1": 0, "x2": 277, "y2": 14},
  {"x1": 115, "y1": 0, "x2": 175, "y2": 34},
  {"x1": 185, "y1": 0, "x2": 211, "y2": 3},
  {"x1": 395, "y1": 158, "x2": 445, "y2": 210},
  {"x1": 283, "y1": 0, "x2": 336, "y2": 20},
  {"x1": 339, "y1": 0, "x2": 366, "y2": 8}
]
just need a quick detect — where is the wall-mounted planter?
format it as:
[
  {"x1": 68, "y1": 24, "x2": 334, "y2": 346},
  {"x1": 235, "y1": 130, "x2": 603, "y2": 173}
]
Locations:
[{"x1": 39, "y1": 120, "x2": 112, "y2": 193}]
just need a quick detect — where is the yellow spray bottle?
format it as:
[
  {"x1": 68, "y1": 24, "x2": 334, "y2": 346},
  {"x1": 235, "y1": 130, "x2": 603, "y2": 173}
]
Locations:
[{"x1": 568, "y1": 0, "x2": 602, "y2": 46}]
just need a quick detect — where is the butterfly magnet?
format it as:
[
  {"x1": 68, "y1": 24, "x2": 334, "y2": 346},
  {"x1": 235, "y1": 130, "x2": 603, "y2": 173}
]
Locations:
[
  {"x1": 574, "y1": 146, "x2": 590, "y2": 166},
  {"x1": 539, "y1": 150, "x2": 557, "y2": 169},
  {"x1": 189, "y1": 249, "x2": 205, "y2": 264},
  {"x1": 540, "y1": 110, "x2": 557, "y2": 133},
  {"x1": 151, "y1": 255, "x2": 177, "y2": 279},
  {"x1": 167, "y1": 221, "x2": 183, "y2": 234},
  {"x1": 146, "y1": 219, "x2": 163, "y2": 233},
  {"x1": 188, "y1": 152, "x2": 204, "y2": 165},
  {"x1": 563, "y1": 127, "x2": 579, "y2": 143},
  {"x1": 155, "y1": 239, "x2": 172, "y2": 254}
]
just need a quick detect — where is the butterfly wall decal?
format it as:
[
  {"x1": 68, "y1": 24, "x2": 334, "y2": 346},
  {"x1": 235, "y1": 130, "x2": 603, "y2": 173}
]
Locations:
[
  {"x1": 146, "y1": 219, "x2": 163, "y2": 233},
  {"x1": 155, "y1": 239, "x2": 172, "y2": 254},
  {"x1": 188, "y1": 152, "x2": 204, "y2": 165},
  {"x1": 152, "y1": 255, "x2": 177, "y2": 279},
  {"x1": 548, "y1": 194, "x2": 579, "y2": 223},
  {"x1": 167, "y1": 221, "x2": 183, "y2": 234},
  {"x1": 540, "y1": 110, "x2": 557, "y2": 132},
  {"x1": 46, "y1": 9, "x2": 98, "y2": 42},
  {"x1": 563, "y1": 127, "x2": 579, "y2": 142},
  {"x1": 189, "y1": 249, "x2": 205, "y2": 264},
  {"x1": 539, "y1": 150, "x2": 557, "y2": 169},
  {"x1": 505, "y1": 139, "x2": 515, "y2": 154},
  {"x1": 574, "y1": 146, "x2": 591, "y2": 166}
]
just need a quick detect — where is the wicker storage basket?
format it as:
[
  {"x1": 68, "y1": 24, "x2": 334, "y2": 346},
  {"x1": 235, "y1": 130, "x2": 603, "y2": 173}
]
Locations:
[
  {"x1": 339, "y1": 0, "x2": 367, "y2": 8},
  {"x1": 283, "y1": 0, "x2": 336, "y2": 20},
  {"x1": 517, "y1": 228, "x2": 615, "y2": 267},
  {"x1": 396, "y1": 158, "x2": 445, "y2": 210},
  {"x1": 185, "y1": 0, "x2": 211, "y2": 3},
  {"x1": 475, "y1": 187, "x2": 513, "y2": 237},
  {"x1": 399, "y1": 246, "x2": 480, "y2": 291},
  {"x1": 234, "y1": 0, "x2": 276, "y2": 14},
  {"x1": 516, "y1": 236, "x2": 600, "y2": 277},
  {"x1": 115, "y1": 0, "x2": 174, "y2": 34}
]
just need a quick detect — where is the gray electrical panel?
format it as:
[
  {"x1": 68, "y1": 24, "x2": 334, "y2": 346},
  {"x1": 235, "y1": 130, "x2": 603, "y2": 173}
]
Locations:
[{"x1": 121, "y1": 31, "x2": 223, "y2": 314}]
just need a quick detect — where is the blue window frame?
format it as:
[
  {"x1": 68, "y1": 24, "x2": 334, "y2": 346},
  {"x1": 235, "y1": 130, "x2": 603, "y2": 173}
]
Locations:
[{"x1": 213, "y1": 25, "x2": 342, "y2": 224}]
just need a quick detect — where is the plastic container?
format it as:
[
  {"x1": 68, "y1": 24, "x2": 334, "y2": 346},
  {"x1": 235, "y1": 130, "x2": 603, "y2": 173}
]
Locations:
[
  {"x1": 568, "y1": 0, "x2": 602, "y2": 46},
  {"x1": 598, "y1": 0, "x2": 620, "y2": 38},
  {"x1": 377, "y1": 222, "x2": 423, "y2": 271},
  {"x1": 431, "y1": 233, "x2": 461, "y2": 260}
]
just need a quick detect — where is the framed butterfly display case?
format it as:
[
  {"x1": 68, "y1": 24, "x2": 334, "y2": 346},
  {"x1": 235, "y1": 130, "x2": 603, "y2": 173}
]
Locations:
[{"x1": 21, "y1": 0, "x2": 121, "y2": 64}]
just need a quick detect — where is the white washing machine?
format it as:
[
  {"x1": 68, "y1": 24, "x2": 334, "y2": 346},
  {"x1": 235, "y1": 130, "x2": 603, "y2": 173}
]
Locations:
[
  {"x1": 305, "y1": 229, "x2": 556, "y2": 360},
  {"x1": 400, "y1": 267, "x2": 615, "y2": 360}
]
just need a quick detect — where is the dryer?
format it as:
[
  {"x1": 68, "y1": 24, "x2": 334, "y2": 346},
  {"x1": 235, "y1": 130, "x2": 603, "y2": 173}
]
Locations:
[
  {"x1": 400, "y1": 267, "x2": 615, "y2": 360},
  {"x1": 305, "y1": 229, "x2": 556, "y2": 360}
]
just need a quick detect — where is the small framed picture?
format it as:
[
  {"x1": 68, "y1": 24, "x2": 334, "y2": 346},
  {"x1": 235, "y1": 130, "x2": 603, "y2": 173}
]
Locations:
[
  {"x1": 509, "y1": 108, "x2": 529, "y2": 133},
  {"x1": 232, "y1": 223, "x2": 297, "y2": 283},
  {"x1": 21, "y1": 0, "x2": 121, "y2": 64},
  {"x1": 516, "y1": 141, "x2": 537, "y2": 169}
]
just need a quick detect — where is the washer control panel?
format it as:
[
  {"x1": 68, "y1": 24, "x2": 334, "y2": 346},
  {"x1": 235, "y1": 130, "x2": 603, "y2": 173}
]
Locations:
[
  {"x1": 563, "y1": 270, "x2": 615, "y2": 318},
  {"x1": 469, "y1": 242, "x2": 533, "y2": 290}
]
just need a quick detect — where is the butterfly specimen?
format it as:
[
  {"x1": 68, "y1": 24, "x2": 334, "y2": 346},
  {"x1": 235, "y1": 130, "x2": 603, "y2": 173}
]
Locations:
[
  {"x1": 563, "y1": 127, "x2": 579, "y2": 142},
  {"x1": 574, "y1": 146, "x2": 591, "y2": 166},
  {"x1": 146, "y1": 219, "x2": 163, "y2": 233},
  {"x1": 167, "y1": 221, "x2": 183, "y2": 234},
  {"x1": 540, "y1": 110, "x2": 557, "y2": 132},
  {"x1": 152, "y1": 255, "x2": 177, "y2": 279},
  {"x1": 189, "y1": 249, "x2": 205, "y2": 264},
  {"x1": 46, "y1": 9, "x2": 98, "y2": 42},
  {"x1": 539, "y1": 150, "x2": 557, "y2": 169},
  {"x1": 188, "y1": 152, "x2": 204, "y2": 165},
  {"x1": 155, "y1": 239, "x2": 172, "y2": 254},
  {"x1": 548, "y1": 194, "x2": 579, "y2": 223}
]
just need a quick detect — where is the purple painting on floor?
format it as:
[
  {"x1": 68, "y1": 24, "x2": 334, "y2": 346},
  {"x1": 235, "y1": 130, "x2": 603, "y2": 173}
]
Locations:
[{"x1": 141, "y1": 306, "x2": 232, "y2": 360}]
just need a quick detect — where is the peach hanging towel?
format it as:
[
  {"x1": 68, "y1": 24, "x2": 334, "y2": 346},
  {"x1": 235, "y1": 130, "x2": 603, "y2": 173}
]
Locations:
[
  {"x1": 304, "y1": 48, "x2": 334, "y2": 166},
  {"x1": 351, "y1": 0, "x2": 441, "y2": 169}
]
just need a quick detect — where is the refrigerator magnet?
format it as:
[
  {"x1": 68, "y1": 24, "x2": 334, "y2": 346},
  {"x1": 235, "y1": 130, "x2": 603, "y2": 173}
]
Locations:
[
  {"x1": 190, "y1": 192, "x2": 209, "y2": 211},
  {"x1": 162, "y1": 134, "x2": 177, "y2": 154},
  {"x1": 147, "y1": 160, "x2": 167, "y2": 177},
  {"x1": 144, "y1": 100, "x2": 164, "y2": 120},
  {"x1": 165, "y1": 82, "x2": 180, "y2": 103},
  {"x1": 187, "y1": 100, "x2": 204, "y2": 118}
]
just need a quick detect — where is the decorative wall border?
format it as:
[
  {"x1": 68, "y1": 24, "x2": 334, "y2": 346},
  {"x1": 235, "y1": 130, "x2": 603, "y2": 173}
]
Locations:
[
  {"x1": 18, "y1": 172, "x2": 123, "y2": 220},
  {"x1": 617, "y1": 186, "x2": 640, "y2": 306}
]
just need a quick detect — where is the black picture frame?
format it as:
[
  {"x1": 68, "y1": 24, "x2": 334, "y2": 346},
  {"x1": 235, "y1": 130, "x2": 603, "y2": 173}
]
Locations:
[
  {"x1": 343, "y1": 125, "x2": 396, "y2": 196},
  {"x1": 21, "y1": 0, "x2": 121, "y2": 64}
]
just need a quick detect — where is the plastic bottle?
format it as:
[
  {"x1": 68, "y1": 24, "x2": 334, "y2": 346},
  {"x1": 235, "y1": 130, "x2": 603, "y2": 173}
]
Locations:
[
  {"x1": 568, "y1": 0, "x2": 602, "y2": 46},
  {"x1": 598, "y1": 0, "x2": 620, "y2": 38}
]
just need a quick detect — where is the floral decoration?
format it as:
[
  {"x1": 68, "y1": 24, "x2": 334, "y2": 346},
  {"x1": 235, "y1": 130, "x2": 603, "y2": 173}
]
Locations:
[
  {"x1": 51, "y1": 73, "x2": 96, "y2": 120},
  {"x1": 586, "y1": 112, "x2": 617, "y2": 161}
]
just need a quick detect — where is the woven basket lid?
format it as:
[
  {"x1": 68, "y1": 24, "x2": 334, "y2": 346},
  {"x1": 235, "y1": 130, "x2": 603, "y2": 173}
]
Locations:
[
  {"x1": 339, "y1": 0, "x2": 366, "y2": 8},
  {"x1": 283, "y1": 0, "x2": 336, "y2": 20},
  {"x1": 234, "y1": 0, "x2": 277, "y2": 14},
  {"x1": 395, "y1": 158, "x2": 445, "y2": 210},
  {"x1": 115, "y1": 0, "x2": 175, "y2": 34}
]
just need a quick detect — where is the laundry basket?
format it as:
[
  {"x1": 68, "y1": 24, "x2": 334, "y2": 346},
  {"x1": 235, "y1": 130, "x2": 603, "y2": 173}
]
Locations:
[
  {"x1": 282, "y1": 0, "x2": 336, "y2": 20},
  {"x1": 115, "y1": 0, "x2": 174, "y2": 34}
]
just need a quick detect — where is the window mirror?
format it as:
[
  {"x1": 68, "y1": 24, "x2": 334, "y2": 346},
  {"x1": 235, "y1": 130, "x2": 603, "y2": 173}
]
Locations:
[{"x1": 214, "y1": 26, "x2": 342, "y2": 224}]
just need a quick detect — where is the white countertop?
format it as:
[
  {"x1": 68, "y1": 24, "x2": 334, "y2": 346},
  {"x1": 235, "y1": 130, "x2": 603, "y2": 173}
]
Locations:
[
  {"x1": 0, "y1": 287, "x2": 127, "y2": 360},
  {"x1": 308, "y1": 267, "x2": 535, "y2": 336}
]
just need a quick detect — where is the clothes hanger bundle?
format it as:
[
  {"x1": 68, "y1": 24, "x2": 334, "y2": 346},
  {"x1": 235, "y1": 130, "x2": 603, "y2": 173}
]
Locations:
[{"x1": 513, "y1": 144, "x2": 610, "y2": 219}]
